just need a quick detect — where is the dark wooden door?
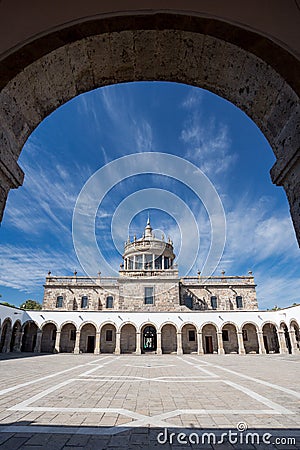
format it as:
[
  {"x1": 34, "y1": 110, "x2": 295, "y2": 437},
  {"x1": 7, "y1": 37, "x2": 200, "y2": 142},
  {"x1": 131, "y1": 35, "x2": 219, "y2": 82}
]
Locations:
[{"x1": 205, "y1": 336, "x2": 213, "y2": 354}]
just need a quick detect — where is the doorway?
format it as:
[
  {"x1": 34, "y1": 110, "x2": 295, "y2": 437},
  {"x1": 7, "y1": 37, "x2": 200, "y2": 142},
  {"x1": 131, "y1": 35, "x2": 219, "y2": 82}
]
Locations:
[
  {"x1": 142, "y1": 326, "x2": 157, "y2": 352},
  {"x1": 87, "y1": 335, "x2": 95, "y2": 353},
  {"x1": 205, "y1": 336, "x2": 213, "y2": 354}
]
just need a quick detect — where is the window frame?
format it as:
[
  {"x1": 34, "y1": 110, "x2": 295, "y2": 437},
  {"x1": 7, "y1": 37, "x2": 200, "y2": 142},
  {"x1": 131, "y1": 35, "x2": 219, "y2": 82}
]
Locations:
[
  {"x1": 236, "y1": 296, "x2": 243, "y2": 309},
  {"x1": 210, "y1": 296, "x2": 218, "y2": 310},
  {"x1": 188, "y1": 329, "x2": 196, "y2": 342},
  {"x1": 144, "y1": 286, "x2": 154, "y2": 305},
  {"x1": 222, "y1": 329, "x2": 229, "y2": 341},
  {"x1": 106, "y1": 296, "x2": 114, "y2": 309},
  {"x1": 106, "y1": 329, "x2": 113, "y2": 342},
  {"x1": 81, "y1": 296, "x2": 88, "y2": 309},
  {"x1": 56, "y1": 295, "x2": 63, "y2": 308}
]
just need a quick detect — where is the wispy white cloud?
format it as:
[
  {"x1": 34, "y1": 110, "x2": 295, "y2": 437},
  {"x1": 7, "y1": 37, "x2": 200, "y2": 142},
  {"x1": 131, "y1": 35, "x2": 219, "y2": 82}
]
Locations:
[
  {"x1": 0, "y1": 245, "x2": 79, "y2": 292},
  {"x1": 180, "y1": 93, "x2": 236, "y2": 179}
]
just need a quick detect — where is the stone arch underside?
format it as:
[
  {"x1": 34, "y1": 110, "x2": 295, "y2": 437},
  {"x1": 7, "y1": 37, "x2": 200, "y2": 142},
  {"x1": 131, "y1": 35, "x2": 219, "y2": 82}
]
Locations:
[{"x1": 0, "y1": 13, "x2": 299, "y2": 244}]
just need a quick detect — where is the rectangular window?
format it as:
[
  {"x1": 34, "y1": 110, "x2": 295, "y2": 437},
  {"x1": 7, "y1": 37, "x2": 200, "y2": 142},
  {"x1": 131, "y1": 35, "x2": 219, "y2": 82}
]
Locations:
[
  {"x1": 106, "y1": 330, "x2": 113, "y2": 342},
  {"x1": 136, "y1": 255, "x2": 143, "y2": 270},
  {"x1": 144, "y1": 287, "x2": 154, "y2": 304},
  {"x1": 155, "y1": 255, "x2": 162, "y2": 269},
  {"x1": 56, "y1": 296, "x2": 63, "y2": 308},
  {"x1": 242, "y1": 329, "x2": 248, "y2": 341},
  {"x1": 222, "y1": 330, "x2": 229, "y2": 341},
  {"x1": 70, "y1": 329, "x2": 76, "y2": 341},
  {"x1": 188, "y1": 330, "x2": 196, "y2": 341},
  {"x1": 210, "y1": 296, "x2": 218, "y2": 310},
  {"x1": 145, "y1": 254, "x2": 152, "y2": 269},
  {"x1": 236, "y1": 296, "x2": 243, "y2": 309},
  {"x1": 81, "y1": 296, "x2": 88, "y2": 308},
  {"x1": 106, "y1": 296, "x2": 113, "y2": 308}
]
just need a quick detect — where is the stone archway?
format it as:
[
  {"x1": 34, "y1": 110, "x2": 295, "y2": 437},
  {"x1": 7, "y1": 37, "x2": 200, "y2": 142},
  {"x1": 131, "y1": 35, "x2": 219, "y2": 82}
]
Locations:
[
  {"x1": 222, "y1": 323, "x2": 238, "y2": 354},
  {"x1": 0, "y1": 318, "x2": 12, "y2": 353},
  {"x1": 290, "y1": 320, "x2": 300, "y2": 353},
  {"x1": 161, "y1": 324, "x2": 177, "y2": 354},
  {"x1": 120, "y1": 324, "x2": 136, "y2": 354},
  {"x1": 0, "y1": 12, "x2": 299, "y2": 244},
  {"x1": 262, "y1": 323, "x2": 280, "y2": 354},
  {"x1": 21, "y1": 322, "x2": 38, "y2": 352},
  {"x1": 141, "y1": 325, "x2": 157, "y2": 353},
  {"x1": 242, "y1": 323, "x2": 259, "y2": 354},
  {"x1": 41, "y1": 323, "x2": 57, "y2": 353},
  {"x1": 100, "y1": 323, "x2": 116, "y2": 353},
  {"x1": 79, "y1": 323, "x2": 96, "y2": 353},
  {"x1": 182, "y1": 324, "x2": 197, "y2": 354},
  {"x1": 60, "y1": 323, "x2": 77, "y2": 353},
  {"x1": 202, "y1": 323, "x2": 218, "y2": 354}
]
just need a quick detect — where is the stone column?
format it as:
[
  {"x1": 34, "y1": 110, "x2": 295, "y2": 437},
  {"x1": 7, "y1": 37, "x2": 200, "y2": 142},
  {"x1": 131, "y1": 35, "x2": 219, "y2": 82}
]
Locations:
[
  {"x1": 13, "y1": 330, "x2": 23, "y2": 352},
  {"x1": 177, "y1": 332, "x2": 183, "y2": 355},
  {"x1": 217, "y1": 332, "x2": 225, "y2": 354},
  {"x1": 142, "y1": 254, "x2": 145, "y2": 270},
  {"x1": 94, "y1": 331, "x2": 100, "y2": 354},
  {"x1": 133, "y1": 255, "x2": 136, "y2": 270},
  {"x1": 289, "y1": 330, "x2": 300, "y2": 354},
  {"x1": 34, "y1": 330, "x2": 42, "y2": 353},
  {"x1": 162, "y1": 256, "x2": 165, "y2": 270},
  {"x1": 54, "y1": 330, "x2": 61, "y2": 353},
  {"x1": 74, "y1": 331, "x2": 80, "y2": 354},
  {"x1": 237, "y1": 331, "x2": 246, "y2": 355},
  {"x1": 152, "y1": 254, "x2": 155, "y2": 270},
  {"x1": 2, "y1": 328, "x2": 12, "y2": 353},
  {"x1": 278, "y1": 330, "x2": 288, "y2": 354},
  {"x1": 135, "y1": 332, "x2": 141, "y2": 355},
  {"x1": 115, "y1": 331, "x2": 121, "y2": 354},
  {"x1": 257, "y1": 331, "x2": 266, "y2": 354},
  {"x1": 156, "y1": 332, "x2": 162, "y2": 355},
  {"x1": 197, "y1": 332, "x2": 204, "y2": 355}
]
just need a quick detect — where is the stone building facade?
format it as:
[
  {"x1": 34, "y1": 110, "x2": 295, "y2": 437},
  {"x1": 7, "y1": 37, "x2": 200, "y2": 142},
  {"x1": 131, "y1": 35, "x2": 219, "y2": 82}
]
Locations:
[
  {"x1": 43, "y1": 218, "x2": 258, "y2": 313},
  {"x1": 0, "y1": 219, "x2": 299, "y2": 356}
]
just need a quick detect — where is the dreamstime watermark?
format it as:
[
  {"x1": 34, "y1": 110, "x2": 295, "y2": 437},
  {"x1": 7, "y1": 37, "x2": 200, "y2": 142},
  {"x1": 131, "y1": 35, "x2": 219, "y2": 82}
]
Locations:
[
  {"x1": 72, "y1": 152, "x2": 226, "y2": 297},
  {"x1": 157, "y1": 422, "x2": 296, "y2": 446}
]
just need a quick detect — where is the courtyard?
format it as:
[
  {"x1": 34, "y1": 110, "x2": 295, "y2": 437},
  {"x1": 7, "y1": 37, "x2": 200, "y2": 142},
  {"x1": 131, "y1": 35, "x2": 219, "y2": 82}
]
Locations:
[{"x1": 0, "y1": 353, "x2": 299, "y2": 449}]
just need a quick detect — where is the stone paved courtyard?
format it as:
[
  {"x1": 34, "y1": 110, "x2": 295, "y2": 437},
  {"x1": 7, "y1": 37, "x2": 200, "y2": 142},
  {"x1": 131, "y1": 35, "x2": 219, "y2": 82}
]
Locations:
[{"x1": 0, "y1": 353, "x2": 299, "y2": 449}]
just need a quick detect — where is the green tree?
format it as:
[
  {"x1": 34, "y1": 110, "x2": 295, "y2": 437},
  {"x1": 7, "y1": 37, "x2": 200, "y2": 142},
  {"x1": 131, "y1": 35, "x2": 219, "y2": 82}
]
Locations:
[{"x1": 20, "y1": 299, "x2": 42, "y2": 310}]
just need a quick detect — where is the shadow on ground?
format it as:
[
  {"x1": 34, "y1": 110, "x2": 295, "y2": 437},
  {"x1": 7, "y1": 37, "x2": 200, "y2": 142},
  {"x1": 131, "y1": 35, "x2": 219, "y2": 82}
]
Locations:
[{"x1": 0, "y1": 422, "x2": 299, "y2": 449}]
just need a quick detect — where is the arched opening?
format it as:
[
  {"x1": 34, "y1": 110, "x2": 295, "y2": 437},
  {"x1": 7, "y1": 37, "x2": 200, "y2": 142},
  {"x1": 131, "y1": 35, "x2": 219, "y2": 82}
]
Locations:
[
  {"x1": 280, "y1": 323, "x2": 292, "y2": 354},
  {"x1": 0, "y1": 319, "x2": 12, "y2": 353},
  {"x1": 161, "y1": 324, "x2": 177, "y2": 354},
  {"x1": 222, "y1": 323, "x2": 238, "y2": 354},
  {"x1": 202, "y1": 324, "x2": 218, "y2": 354},
  {"x1": 60, "y1": 323, "x2": 77, "y2": 353},
  {"x1": 242, "y1": 323, "x2": 259, "y2": 354},
  {"x1": 79, "y1": 323, "x2": 96, "y2": 353},
  {"x1": 141, "y1": 325, "x2": 157, "y2": 353},
  {"x1": 10, "y1": 321, "x2": 22, "y2": 352},
  {"x1": 41, "y1": 323, "x2": 57, "y2": 353},
  {"x1": 262, "y1": 323, "x2": 279, "y2": 354},
  {"x1": 0, "y1": 13, "x2": 299, "y2": 244},
  {"x1": 290, "y1": 320, "x2": 300, "y2": 352},
  {"x1": 120, "y1": 324, "x2": 136, "y2": 354},
  {"x1": 21, "y1": 322, "x2": 38, "y2": 352},
  {"x1": 182, "y1": 324, "x2": 197, "y2": 354},
  {"x1": 100, "y1": 324, "x2": 116, "y2": 353}
]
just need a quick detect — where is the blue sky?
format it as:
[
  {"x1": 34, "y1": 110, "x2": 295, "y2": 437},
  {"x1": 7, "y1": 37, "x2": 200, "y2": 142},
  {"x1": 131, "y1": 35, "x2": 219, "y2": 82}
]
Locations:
[{"x1": 0, "y1": 82, "x2": 299, "y2": 309}]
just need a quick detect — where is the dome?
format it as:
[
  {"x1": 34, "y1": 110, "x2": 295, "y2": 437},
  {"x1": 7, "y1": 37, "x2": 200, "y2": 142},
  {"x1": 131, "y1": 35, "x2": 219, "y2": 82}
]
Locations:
[{"x1": 120, "y1": 217, "x2": 176, "y2": 275}]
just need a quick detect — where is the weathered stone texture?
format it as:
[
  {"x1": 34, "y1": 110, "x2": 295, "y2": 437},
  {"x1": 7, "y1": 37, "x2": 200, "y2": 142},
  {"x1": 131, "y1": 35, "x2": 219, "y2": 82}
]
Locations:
[{"x1": 0, "y1": 26, "x2": 299, "y2": 243}]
